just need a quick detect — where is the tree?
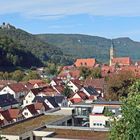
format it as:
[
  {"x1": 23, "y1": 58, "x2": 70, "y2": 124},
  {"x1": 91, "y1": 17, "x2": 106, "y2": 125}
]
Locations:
[
  {"x1": 110, "y1": 80, "x2": 140, "y2": 140},
  {"x1": 11, "y1": 70, "x2": 24, "y2": 82},
  {"x1": 62, "y1": 85, "x2": 72, "y2": 97},
  {"x1": 23, "y1": 71, "x2": 40, "y2": 81},
  {"x1": 80, "y1": 67, "x2": 91, "y2": 79},
  {"x1": 45, "y1": 63, "x2": 58, "y2": 75},
  {"x1": 105, "y1": 70, "x2": 135, "y2": 100},
  {"x1": 90, "y1": 67, "x2": 101, "y2": 78}
]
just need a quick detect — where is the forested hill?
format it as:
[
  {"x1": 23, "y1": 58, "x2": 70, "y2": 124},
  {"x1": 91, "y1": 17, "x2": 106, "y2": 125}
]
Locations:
[
  {"x1": 0, "y1": 36, "x2": 43, "y2": 69},
  {"x1": 0, "y1": 25, "x2": 71, "y2": 65},
  {"x1": 36, "y1": 34, "x2": 140, "y2": 63},
  {"x1": 1, "y1": 23, "x2": 140, "y2": 67}
]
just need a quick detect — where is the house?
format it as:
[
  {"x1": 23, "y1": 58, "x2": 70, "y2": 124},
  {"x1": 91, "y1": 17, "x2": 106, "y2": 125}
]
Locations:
[
  {"x1": 71, "y1": 99, "x2": 121, "y2": 128},
  {"x1": 23, "y1": 88, "x2": 43, "y2": 107},
  {"x1": 0, "y1": 93, "x2": 19, "y2": 110},
  {"x1": 0, "y1": 80, "x2": 16, "y2": 89},
  {"x1": 89, "y1": 101, "x2": 122, "y2": 129},
  {"x1": 0, "y1": 83, "x2": 29, "y2": 103},
  {"x1": 68, "y1": 91, "x2": 88, "y2": 105},
  {"x1": 67, "y1": 80, "x2": 83, "y2": 93},
  {"x1": 57, "y1": 71, "x2": 71, "y2": 80},
  {"x1": 111, "y1": 57, "x2": 132, "y2": 66},
  {"x1": 54, "y1": 95, "x2": 68, "y2": 107},
  {"x1": 84, "y1": 78, "x2": 106, "y2": 97},
  {"x1": 34, "y1": 102, "x2": 50, "y2": 114},
  {"x1": 69, "y1": 98, "x2": 82, "y2": 105},
  {"x1": 50, "y1": 78, "x2": 64, "y2": 86},
  {"x1": 80, "y1": 86, "x2": 100, "y2": 100},
  {"x1": 0, "y1": 108, "x2": 23, "y2": 126},
  {"x1": 101, "y1": 65, "x2": 116, "y2": 77},
  {"x1": 22, "y1": 104, "x2": 38, "y2": 118},
  {"x1": 23, "y1": 86, "x2": 61, "y2": 107},
  {"x1": 40, "y1": 86, "x2": 60, "y2": 96},
  {"x1": 20, "y1": 82, "x2": 34, "y2": 90},
  {"x1": 74, "y1": 58, "x2": 96, "y2": 68},
  {"x1": 28, "y1": 79, "x2": 47, "y2": 88},
  {"x1": 33, "y1": 96, "x2": 59, "y2": 109},
  {"x1": 69, "y1": 69, "x2": 81, "y2": 80},
  {"x1": 57, "y1": 69, "x2": 81, "y2": 80}
]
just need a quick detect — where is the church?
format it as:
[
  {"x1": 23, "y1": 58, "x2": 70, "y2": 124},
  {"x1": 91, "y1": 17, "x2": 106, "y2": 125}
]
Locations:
[{"x1": 109, "y1": 41, "x2": 132, "y2": 66}]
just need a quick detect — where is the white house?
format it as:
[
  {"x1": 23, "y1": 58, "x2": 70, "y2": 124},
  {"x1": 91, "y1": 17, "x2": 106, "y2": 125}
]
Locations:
[
  {"x1": 0, "y1": 83, "x2": 28, "y2": 102},
  {"x1": 22, "y1": 104, "x2": 38, "y2": 118},
  {"x1": 89, "y1": 104, "x2": 122, "y2": 129},
  {"x1": 89, "y1": 114, "x2": 110, "y2": 128},
  {"x1": 67, "y1": 81, "x2": 80, "y2": 93},
  {"x1": 23, "y1": 90, "x2": 38, "y2": 107}
]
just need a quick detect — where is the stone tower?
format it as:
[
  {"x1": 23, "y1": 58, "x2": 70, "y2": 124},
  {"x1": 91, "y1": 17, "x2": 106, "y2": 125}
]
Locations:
[{"x1": 109, "y1": 40, "x2": 114, "y2": 66}]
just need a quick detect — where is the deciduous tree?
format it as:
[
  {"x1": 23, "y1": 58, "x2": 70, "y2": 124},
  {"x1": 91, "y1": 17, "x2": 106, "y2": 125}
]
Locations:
[{"x1": 110, "y1": 80, "x2": 140, "y2": 140}]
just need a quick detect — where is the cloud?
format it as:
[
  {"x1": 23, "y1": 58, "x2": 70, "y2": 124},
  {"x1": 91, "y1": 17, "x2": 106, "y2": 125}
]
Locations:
[{"x1": 0, "y1": 0, "x2": 140, "y2": 19}]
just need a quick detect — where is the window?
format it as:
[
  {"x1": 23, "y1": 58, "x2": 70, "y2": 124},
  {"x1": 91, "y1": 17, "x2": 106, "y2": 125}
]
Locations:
[
  {"x1": 81, "y1": 62, "x2": 83, "y2": 66},
  {"x1": 24, "y1": 112, "x2": 28, "y2": 116},
  {"x1": 84, "y1": 62, "x2": 87, "y2": 65},
  {"x1": 93, "y1": 123, "x2": 96, "y2": 126}
]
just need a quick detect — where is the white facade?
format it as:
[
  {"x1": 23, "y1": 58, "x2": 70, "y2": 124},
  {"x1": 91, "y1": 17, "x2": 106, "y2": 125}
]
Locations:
[
  {"x1": 67, "y1": 81, "x2": 79, "y2": 93},
  {"x1": 50, "y1": 80, "x2": 57, "y2": 86},
  {"x1": 0, "y1": 86, "x2": 27, "y2": 100},
  {"x1": 1, "y1": 135, "x2": 20, "y2": 140},
  {"x1": 72, "y1": 93, "x2": 81, "y2": 99},
  {"x1": 89, "y1": 114, "x2": 110, "y2": 128},
  {"x1": 0, "y1": 86, "x2": 16, "y2": 97},
  {"x1": 23, "y1": 91, "x2": 35, "y2": 107},
  {"x1": 80, "y1": 88, "x2": 90, "y2": 97},
  {"x1": 22, "y1": 108, "x2": 33, "y2": 118}
]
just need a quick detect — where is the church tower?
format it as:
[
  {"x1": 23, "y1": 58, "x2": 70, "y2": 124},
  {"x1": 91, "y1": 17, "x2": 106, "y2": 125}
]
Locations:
[{"x1": 109, "y1": 40, "x2": 114, "y2": 66}]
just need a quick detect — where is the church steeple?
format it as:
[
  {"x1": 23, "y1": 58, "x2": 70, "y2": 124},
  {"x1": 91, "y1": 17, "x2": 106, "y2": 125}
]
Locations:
[{"x1": 110, "y1": 40, "x2": 114, "y2": 66}]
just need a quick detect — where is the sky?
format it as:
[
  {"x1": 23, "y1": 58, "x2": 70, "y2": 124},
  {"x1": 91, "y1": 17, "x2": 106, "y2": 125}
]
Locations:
[{"x1": 0, "y1": 0, "x2": 140, "y2": 41}]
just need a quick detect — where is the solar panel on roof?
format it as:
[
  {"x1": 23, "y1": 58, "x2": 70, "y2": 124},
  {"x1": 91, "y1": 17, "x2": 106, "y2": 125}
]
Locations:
[{"x1": 92, "y1": 106, "x2": 104, "y2": 114}]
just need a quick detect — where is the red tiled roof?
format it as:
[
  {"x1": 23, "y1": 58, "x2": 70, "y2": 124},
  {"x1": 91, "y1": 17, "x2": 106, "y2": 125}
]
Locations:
[
  {"x1": 30, "y1": 88, "x2": 44, "y2": 96},
  {"x1": 8, "y1": 109, "x2": 21, "y2": 119},
  {"x1": 43, "y1": 86, "x2": 56, "y2": 92},
  {"x1": 62, "y1": 65, "x2": 74, "y2": 70},
  {"x1": 53, "y1": 85, "x2": 64, "y2": 93},
  {"x1": 30, "y1": 86, "x2": 59, "y2": 96},
  {"x1": 74, "y1": 58, "x2": 96, "y2": 67},
  {"x1": 0, "y1": 110, "x2": 12, "y2": 122},
  {"x1": 84, "y1": 78, "x2": 105, "y2": 89},
  {"x1": 70, "y1": 98, "x2": 82, "y2": 104},
  {"x1": 0, "y1": 80, "x2": 16, "y2": 86},
  {"x1": 34, "y1": 102, "x2": 44, "y2": 110},
  {"x1": 34, "y1": 102, "x2": 50, "y2": 111},
  {"x1": 111, "y1": 57, "x2": 132, "y2": 65},
  {"x1": 20, "y1": 82, "x2": 34, "y2": 89},
  {"x1": 69, "y1": 70, "x2": 80, "y2": 78},
  {"x1": 25, "y1": 104, "x2": 38, "y2": 115},
  {"x1": 51, "y1": 78, "x2": 63, "y2": 85},
  {"x1": 28, "y1": 79, "x2": 45, "y2": 85},
  {"x1": 77, "y1": 91, "x2": 88, "y2": 100},
  {"x1": 8, "y1": 83, "x2": 28, "y2": 93}
]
